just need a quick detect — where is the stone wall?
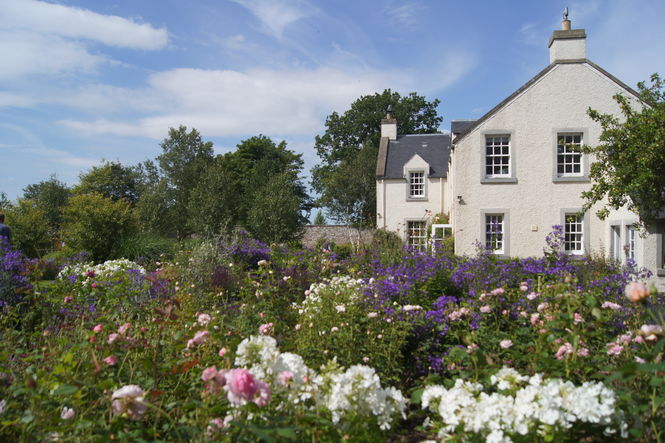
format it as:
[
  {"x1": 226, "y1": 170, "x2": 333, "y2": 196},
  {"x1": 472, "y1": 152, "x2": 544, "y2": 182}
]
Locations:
[{"x1": 301, "y1": 225, "x2": 374, "y2": 248}]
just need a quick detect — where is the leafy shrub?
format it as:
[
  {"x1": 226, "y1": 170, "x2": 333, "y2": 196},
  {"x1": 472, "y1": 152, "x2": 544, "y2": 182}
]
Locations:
[
  {"x1": 0, "y1": 237, "x2": 35, "y2": 311},
  {"x1": 60, "y1": 193, "x2": 139, "y2": 262},
  {"x1": 116, "y1": 232, "x2": 178, "y2": 263}
]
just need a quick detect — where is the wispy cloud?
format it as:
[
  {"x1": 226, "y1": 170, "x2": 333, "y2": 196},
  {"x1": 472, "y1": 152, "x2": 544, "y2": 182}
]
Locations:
[
  {"x1": 384, "y1": 1, "x2": 423, "y2": 29},
  {"x1": 0, "y1": 0, "x2": 168, "y2": 49},
  {"x1": 230, "y1": 0, "x2": 313, "y2": 40}
]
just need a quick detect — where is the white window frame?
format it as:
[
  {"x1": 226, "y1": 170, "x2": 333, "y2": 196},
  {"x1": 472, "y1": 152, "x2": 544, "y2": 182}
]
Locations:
[
  {"x1": 556, "y1": 133, "x2": 583, "y2": 177},
  {"x1": 626, "y1": 225, "x2": 636, "y2": 262},
  {"x1": 408, "y1": 171, "x2": 425, "y2": 198},
  {"x1": 406, "y1": 220, "x2": 427, "y2": 251},
  {"x1": 564, "y1": 213, "x2": 584, "y2": 255},
  {"x1": 484, "y1": 135, "x2": 511, "y2": 178},
  {"x1": 611, "y1": 225, "x2": 622, "y2": 262},
  {"x1": 485, "y1": 214, "x2": 505, "y2": 254}
]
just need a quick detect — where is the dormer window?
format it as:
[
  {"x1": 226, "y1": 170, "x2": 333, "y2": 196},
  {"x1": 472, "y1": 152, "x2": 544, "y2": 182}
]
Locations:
[{"x1": 409, "y1": 171, "x2": 425, "y2": 198}]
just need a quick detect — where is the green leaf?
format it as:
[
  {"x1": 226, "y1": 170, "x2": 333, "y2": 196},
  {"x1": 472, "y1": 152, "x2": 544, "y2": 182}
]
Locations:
[{"x1": 52, "y1": 384, "x2": 78, "y2": 396}]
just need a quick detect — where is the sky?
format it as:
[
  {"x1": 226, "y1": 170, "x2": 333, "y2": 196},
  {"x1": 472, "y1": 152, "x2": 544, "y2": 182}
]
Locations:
[{"x1": 1, "y1": 0, "x2": 664, "y2": 200}]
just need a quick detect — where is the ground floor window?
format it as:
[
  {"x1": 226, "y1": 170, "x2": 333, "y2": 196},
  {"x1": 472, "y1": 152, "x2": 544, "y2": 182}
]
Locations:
[
  {"x1": 407, "y1": 221, "x2": 427, "y2": 251},
  {"x1": 485, "y1": 214, "x2": 504, "y2": 254},
  {"x1": 611, "y1": 225, "x2": 622, "y2": 262},
  {"x1": 564, "y1": 213, "x2": 584, "y2": 254},
  {"x1": 627, "y1": 225, "x2": 636, "y2": 262}
]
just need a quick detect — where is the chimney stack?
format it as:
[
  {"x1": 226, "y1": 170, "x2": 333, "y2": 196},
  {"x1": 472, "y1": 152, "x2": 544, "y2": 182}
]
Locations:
[
  {"x1": 548, "y1": 9, "x2": 586, "y2": 63},
  {"x1": 381, "y1": 105, "x2": 397, "y2": 140}
]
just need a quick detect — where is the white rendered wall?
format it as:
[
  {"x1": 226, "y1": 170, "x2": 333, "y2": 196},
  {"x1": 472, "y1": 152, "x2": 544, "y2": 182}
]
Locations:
[{"x1": 452, "y1": 62, "x2": 644, "y2": 262}]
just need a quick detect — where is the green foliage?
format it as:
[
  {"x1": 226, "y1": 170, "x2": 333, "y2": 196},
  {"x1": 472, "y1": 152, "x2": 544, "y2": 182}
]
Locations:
[
  {"x1": 313, "y1": 210, "x2": 325, "y2": 225},
  {"x1": 74, "y1": 161, "x2": 145, "y2": 204},
  {"x1": 187, "y1": 156, "x2": 237, "y2": 236},
  {"x1": 246, "y1": 172, "x2": 307, "y2": 244},
  {"x1": 3, "y1": 199, "x2": 52, "y2": 257},
  {"x1": 115, "y1": 232, "x2": 178, "y2": 263},
  {"x1": 312, "y1": 89, "x2": 442, "y2": 226},
  {"x1": 156, "y1": 126, "x2": 215, "y2": 239},
  {"x1": 581, "y1": 73, "x2": 665, "y2": 226},
  {"x1": 22, "y1": 174, "x2": 71, "y2": 235},
  {"x1": 61, "y1": 193, "x2": 139, "y2": 261},
  {"x1": 370, "y1": 228, "x2": 403, "y2": 261}
]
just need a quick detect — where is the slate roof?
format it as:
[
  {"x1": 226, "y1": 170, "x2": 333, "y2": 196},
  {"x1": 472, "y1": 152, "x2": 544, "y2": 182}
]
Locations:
[
  {"x1": 377, "y1": 133, "x2": 451, "y2": 179},
  {"x1": 451, "y1": 120, "x2": 477, "y2": 136}
]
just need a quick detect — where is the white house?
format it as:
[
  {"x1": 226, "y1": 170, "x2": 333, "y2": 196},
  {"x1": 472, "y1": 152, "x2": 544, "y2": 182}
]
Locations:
[{"x1": 377, "y1": 16, "x2": 665, "y2": 288}]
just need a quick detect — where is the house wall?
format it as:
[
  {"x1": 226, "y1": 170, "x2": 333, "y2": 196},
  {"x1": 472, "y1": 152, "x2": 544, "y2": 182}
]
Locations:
[
  {"x1": 452, "y1": 62, "x2": 650, "y2": 265},
  {"x1": 377, "y1": 176, "x2": 446, "y2": 240}
]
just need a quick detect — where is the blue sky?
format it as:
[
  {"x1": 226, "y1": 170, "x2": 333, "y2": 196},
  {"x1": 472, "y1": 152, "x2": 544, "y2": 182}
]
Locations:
[{"x1": 1, "y1": 0, "x2": 664, "y2": 200}]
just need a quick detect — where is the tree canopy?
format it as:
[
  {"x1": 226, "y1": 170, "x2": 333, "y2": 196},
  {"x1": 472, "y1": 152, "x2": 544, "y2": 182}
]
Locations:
[
  {"x1": 75, "y1": 161, "x2": 145, "y2": 204},
  {"x1": 581, "y1": 74, "x2": 665, "y2": 226},
  {"x1": 312, "y1": 89, "x2": 442, "y2": 226},
  {"x1": 22, "y1": 175, "x2": 71, "y2": 235}
]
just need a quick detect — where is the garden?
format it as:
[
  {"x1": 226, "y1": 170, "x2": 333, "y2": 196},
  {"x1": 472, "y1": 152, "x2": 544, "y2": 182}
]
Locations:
[{"x1": 1, "y1": 227, "x2": 664, "y2": 442}]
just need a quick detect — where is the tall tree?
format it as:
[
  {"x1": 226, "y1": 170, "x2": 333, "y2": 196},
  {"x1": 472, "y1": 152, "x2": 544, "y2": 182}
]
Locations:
[
  {"x1": 3, "y1": 199, "x2": 52, "y2": 257},
  {"x1": 74, "y1": 161, "x2": 145, "y2": 203},
  {"x1": 581, "y1": 74, "x2": 665, "y2": 226},
  {"x1": 312, "y1": 89, "x2": 442, "y2": 226},
  {"x1": 22, "y1": 175, "x2": 71, "y2": 236},
  {"x1": 156, "y1": 126, "x2": 214, "y2": 238}
]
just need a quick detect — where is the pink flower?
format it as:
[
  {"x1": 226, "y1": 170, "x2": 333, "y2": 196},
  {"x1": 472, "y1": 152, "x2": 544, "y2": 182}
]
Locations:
[
  {"x1": 93, "y1": 324, "x2": 103, "y2": 333},
  {"x1": 111, "y1": 385, "x2": 147, "y2": 420},
  {"x1": 197, "y1": 313, "x2": 212, "y2": 325},
  {"x1": 490, "y1": 288, "x2": 505, "y2": 296},
  {"x1": 577, "y1": 347, "x2": 589, "y2": 357},
  {"x1": 278, "y1": 370, "x2": 294, "y2": 386},
  {"x1": 367, "y1": 312, "x2": 378, "y2": 318},
  {"x1": 556, "y1": 343, "x2": 573, "y2": 360},
  {"x1": 118, "y1": 323, "x2": 131, "y2": 335},
  {"x1": 331, "y1": 326, "x2": 339, "y2": 332},
  {"x1": 104, "y1": 355, "x2": 117, "y2": 366},
  {"x1": 601, "y1": 301, "x2": 623, "y2": 310},
  {"x1": 527, "y1": 292, "x2": 538, "y2": 300},
  {"x1": 202, "y1": 366, "x2": 219, "y2": 382},
  {"x1": 225, "y1": 369, "x2": 257, "y2": 405},
  {"x1": 218, "y1": 347, "x2": 228, "y2": 357},
  {"x1": 480, "y1": 305, "x2": 491, "y2": 313},
  {"x1": 253, "y1": 380, "x2": 271, "y2": 407},
  {"x1": 606, "y1": 342, "x2": 624, "y2": 356},
  {"x1": 294, "y1": 324, "x2": 301, "y2": 331},
  {"x1": 519, "y1": 283, "x2": 528, "y2": 292},
  {"x1": 258, "y1": 323, "x2": 274, "y2": 336},
  {"x1": 625, "y1": 281, "x2": 649, "y2": 302},
  {"x1": 362, "y1": 356, "x2": 370, "y2": 363},
  {"x1": 499, "y1": 339, "x2": 513, "y2": 349},
  {"x1": 633, "y1": 335, "x2": 645, "y2": 344},
  {"x1": 108, "y1": 333, "x2": 120, "y2": 344},
  {"x1": 91, "y1": 282, "x2": 98, "y2": 289},
  {"x1": 85, "y1": 270, "x2": 95, "y2": 278},
  {"x1": 573, "y1": 313, "x2": 584, "y2": 324},
  {"x1": 187, "y1": 330, "x2": 209, "y2": 348},
  {"x1": 530, "y1": 313, "x2": 540, "y2": 326},
  {"x1": 335, "y1": 304, "x2": 346, "y2": 313},
  {"x1": 64, "y1": 296, "x2": 73, "y2": 303},
  {"x1": 635, "y1": 356, "x2": 646, "y2": 364},
  {"x1": 537, "y1": 303, "x2": 549, "y2": 312}
]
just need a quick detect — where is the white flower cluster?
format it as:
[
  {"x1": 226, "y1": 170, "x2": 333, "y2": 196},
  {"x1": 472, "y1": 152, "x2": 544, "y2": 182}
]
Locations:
[
  {"x1": 315, "y1": 364, "x2": 407, "y2": 430},
  {"x1": 292, "y1": 276, "x2": 365, "y2": 319},
  {"x1": 234, "y1": 335, "x2": 406, "y2": 430},
  {"x1": 58, "y1": 258, "x2": 146, "y2": 283},
  {"x1": 421, "y1": 367, "x2": 627, "y2": 442}
]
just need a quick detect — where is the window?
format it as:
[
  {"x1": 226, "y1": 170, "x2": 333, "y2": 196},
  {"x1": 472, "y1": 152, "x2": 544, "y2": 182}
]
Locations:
[
  {"x1": 485, "y1": 214, "x2": 504, "y2": 254},
  {"x1": 627, "y1": 225, "x2": 636, "y2": 261},
  {"x1": 407, "y1": 221, "x2": 427, "y2": 251},
  {"x1": 557, "y1": 133, "x2": 582, "y2": 176},
  {"x1": 611, "y1": 226, "x2": 622, "y2": 261},
  {"x1": 564, "y1": 213, "x2": 584, "y2": 254},
  {"x1": 485, "y1": 135, "x2": 510, "y2": 177},
  {"x1": 409, "y1": 171, "x2": 425, "y2": 198}
]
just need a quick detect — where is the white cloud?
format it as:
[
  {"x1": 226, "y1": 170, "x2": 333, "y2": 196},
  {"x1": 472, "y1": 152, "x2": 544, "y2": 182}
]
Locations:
[
  {"x1": 218, "y1": 34, "x2": 248, "y2": 51},
  {"x1": 58, "y1": 65, "x2": 411, "y2": 138},
  {"x1": 0, "y1": 31, "x2": 104, "y2": 81},
  {"x1": 0, "y1": 0, "x2": 168, "y2": 50},
  {"x1": 384, "y1": 1, "x2": 423, "y2": 29},
  {"x1": 231, "y1": 0, "x2": 313, "y2": 39}
]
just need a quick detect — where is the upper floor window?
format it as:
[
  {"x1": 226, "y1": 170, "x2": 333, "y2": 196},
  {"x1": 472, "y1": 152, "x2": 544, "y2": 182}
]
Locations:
[
  {"x1": 409, "y1": 171, "x2": 425, "y2": 198},
  {"x1": 557, "y1": 133, "x2": 582, "y2": 176},
  {"x1": 564, "y1": 213, "x2": 584, "y2": 254},
  {"x1": 485, "y1": 214, "x2": 504, "y2": 254},
  {"x1": 485, "y1": 135, "x2": 510, "y2": 177}
]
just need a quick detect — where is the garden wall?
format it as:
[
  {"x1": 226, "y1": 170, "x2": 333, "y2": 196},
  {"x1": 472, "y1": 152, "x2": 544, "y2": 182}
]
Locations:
[{"x1": 301, "y1": 225, "x2": 374, "y2": 248}]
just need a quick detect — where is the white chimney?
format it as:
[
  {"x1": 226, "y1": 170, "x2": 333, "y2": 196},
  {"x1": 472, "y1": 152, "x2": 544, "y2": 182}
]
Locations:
[
  {"x1": 381, "y1": 106, "x2": 397, "y2": 140},
  {"x1": 548, "y1": 10, "x2": 586, "y2": 63}
]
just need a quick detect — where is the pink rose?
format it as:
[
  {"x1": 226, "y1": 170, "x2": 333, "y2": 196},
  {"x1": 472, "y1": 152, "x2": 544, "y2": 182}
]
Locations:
[
  {"x1": 258, "y1": 323, "x2": 274, "y2": 336},
  {"x1": 187, "y1": 330, "x2": 209, "y2": 348},
  {"x1": 253, "y1": 380, "x2": 271, "y2": 407},
  {"x1": 218, "y1": 347, "x2": 227, "y2": 357},
  {"x1": 499, "y1": 339, "x2": 513, "y2": 349},
  {"x1": 118, "y1": 323, "x2": 131, "y2": 335},
  {"x1": 201, "y1": 365, "x2": 219, "y2": 382},
  {"x1": 104, "y1": 355, "x2": 117, "y2": 366},
  {"x1": 111, "y1": 385, "x2": 147, "y2": 420},
  {"x1": 225, "y1": 369, "x2": 257, "y2": 405},
  {"x1": 64, "y1": 296, "x2": 73, "y2": 303},
  {"x1": 91, "y1": 282, "x2": 97, "y2": 289},
  {"x1": 93, "y1": 324, "x2": 103, "y2": 333},
  {"x1": 108, "y1": 333, "x2": 120, "y2": 344},
  {"x1": 277, "y1": 371, "x2": 294, "y2": 386},
  {"x1": 625, "y1": 281, "x2": 649, "y2": 303}
]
